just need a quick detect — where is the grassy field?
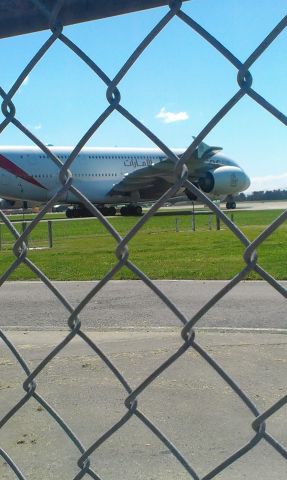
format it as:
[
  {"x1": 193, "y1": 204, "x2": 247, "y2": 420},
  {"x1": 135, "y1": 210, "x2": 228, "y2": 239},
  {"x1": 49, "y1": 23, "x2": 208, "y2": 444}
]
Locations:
[{"x1": 0, "y1": 209, "x2": 286, "y2": 280}]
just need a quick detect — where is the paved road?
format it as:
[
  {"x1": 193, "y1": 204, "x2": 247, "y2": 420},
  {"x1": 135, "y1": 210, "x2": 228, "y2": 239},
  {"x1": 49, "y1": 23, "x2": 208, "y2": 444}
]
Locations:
[
  {"x1": 160, "y1": 200, "x2": 287, "y2": 211},
  {"x1": 1, "y1": 280, "x2": 286, "y2": 330},
  {"x1": 2, "y1": 281, "x2": 287, "y2": 479},
  {"x1": 1, "y1": 330, "x2": 287, "y2": 480},
  {"x1": 0, "y1": 331, "x2": 287, "y2": 480},
  {"x1": 235, "y1": 200, "x2": 287, "y2": 210}
]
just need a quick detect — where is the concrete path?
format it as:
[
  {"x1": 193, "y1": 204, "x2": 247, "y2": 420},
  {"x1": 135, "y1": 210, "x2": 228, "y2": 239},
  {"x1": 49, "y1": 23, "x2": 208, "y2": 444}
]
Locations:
[
  {"x1": 1, "y1": 280, "x2": 287, "y2": 330},
  {"x1": 1, "y1": 329, "x2": 287, "y2": 480}
]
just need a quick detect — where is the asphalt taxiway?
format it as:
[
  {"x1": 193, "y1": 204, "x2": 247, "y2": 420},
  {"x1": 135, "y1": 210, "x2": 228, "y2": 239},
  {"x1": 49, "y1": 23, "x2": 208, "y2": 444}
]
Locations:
[
  {"x1": 2, "y1": 280, "x2": 286, "y2": 480},
  {"x1": 1, "y1": 280, "x2": 286, "y2": 331}
]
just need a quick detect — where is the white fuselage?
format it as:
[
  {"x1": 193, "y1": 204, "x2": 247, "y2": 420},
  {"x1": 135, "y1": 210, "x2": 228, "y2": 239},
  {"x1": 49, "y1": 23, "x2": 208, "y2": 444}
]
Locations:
[
  {"x1": 0, "y1": 146, "x2": 166, "y2": 204},
  {"x1": 0, "y1": 146, "x2": 249, "y2": 205}
]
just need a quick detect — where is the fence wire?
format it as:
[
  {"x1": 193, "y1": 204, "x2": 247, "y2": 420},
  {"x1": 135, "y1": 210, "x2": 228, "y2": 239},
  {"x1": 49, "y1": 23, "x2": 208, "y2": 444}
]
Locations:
[{"x1": 1, "y1": 0, "x2": 287, "y2": 478}]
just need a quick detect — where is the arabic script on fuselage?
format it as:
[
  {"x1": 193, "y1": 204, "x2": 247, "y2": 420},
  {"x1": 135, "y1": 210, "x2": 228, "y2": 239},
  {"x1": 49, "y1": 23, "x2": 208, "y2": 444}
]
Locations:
[{"x1": 123, "y1": 158, "x2": 153, "y2": 168}]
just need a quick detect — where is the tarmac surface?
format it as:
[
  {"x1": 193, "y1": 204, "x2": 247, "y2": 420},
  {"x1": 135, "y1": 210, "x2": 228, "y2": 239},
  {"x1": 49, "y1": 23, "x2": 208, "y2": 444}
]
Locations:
[
  {"x1": 1, "y1": 280, "x2": 287, "y2": 479},
  {"x1": 1, "y1": 280, "x2": 287, "y2": 331},
  {"x1": 235, "y1": 200, "x2": 287, "y2": 210},
  {"x1": 1, "y1": 329, "x2": 287, "y2": 479},
  {"x1": 162, "y1": 200, "x2": 287, "y2": 212}
]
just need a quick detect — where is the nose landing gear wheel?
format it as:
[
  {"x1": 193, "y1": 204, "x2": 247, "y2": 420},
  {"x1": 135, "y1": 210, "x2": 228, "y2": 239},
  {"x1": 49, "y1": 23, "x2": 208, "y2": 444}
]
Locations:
[{"x1": 226, "y1": 201, "x2": 236, "y2": 209}]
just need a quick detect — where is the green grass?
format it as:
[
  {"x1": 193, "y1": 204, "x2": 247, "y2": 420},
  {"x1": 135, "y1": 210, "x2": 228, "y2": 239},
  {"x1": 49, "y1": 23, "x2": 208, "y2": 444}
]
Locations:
[
  {"x1": 1, "y1": 209, "x2": 287, "y2": 280},
  {"x1": 5, "y1": 212, "x2": 66, "y2": 221}
]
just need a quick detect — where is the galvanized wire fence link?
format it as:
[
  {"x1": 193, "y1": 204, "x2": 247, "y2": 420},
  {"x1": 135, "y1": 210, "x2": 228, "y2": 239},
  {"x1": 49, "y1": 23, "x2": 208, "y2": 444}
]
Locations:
[{"x1": 1, "y1": 0, "x2": 287, "y2": 478}]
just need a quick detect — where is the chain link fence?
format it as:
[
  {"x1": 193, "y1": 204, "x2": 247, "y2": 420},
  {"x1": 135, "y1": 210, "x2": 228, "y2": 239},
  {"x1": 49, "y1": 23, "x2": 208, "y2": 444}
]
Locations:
[{"x1": 1, "y1": 0, "x2": 287, "y2": 478}]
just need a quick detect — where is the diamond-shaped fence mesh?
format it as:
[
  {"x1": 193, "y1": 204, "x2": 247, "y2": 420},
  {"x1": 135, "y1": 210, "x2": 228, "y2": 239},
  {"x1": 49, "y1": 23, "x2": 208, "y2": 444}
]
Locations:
[{"x1": 1, "y1": 0, "x2": 287, "y2": 478}]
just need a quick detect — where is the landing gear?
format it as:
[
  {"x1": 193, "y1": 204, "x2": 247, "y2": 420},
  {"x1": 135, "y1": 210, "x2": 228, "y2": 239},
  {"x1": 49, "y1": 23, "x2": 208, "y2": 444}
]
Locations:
[
  {"x1": 66, "y1": 205, "x2": 117, "y2": 218},
  {"x1": 120, "y1": 205, "x2": 142, "y2": 216},
  {"x1": 66, "y1": 204, "x2": 143, "y2": 218},
  {"x1": 99, "y1": 206, "x2": 116, "y2": 216},
  {"x1": 66, "y1": 206, "x2": 92, "y2": 218},
  {"x1": 225, "y1": 195, "x2": 236, "y2": 209},
  {"x1": 226, "y1": 201, "x2": 236, "y2": 209},
  {"x1": 185, "y1": 187, "x2": 198, "y2": 201}
]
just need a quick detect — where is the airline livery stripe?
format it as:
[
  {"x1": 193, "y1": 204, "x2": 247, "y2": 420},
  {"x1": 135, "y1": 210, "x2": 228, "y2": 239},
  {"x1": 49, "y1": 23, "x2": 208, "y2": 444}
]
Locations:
[{"x1": 0, "y1": 153, "x2": 47, "y2": 189}]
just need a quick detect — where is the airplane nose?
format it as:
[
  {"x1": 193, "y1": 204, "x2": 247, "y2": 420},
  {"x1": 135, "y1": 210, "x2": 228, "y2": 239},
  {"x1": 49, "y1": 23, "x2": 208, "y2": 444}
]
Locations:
[{"x1": 243, "y1": 171, "x2": 251, "y2": 191}]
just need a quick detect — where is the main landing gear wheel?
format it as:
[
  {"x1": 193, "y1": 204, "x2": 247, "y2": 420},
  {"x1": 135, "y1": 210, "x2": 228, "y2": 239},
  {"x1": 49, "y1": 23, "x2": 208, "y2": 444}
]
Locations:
[
  {"x1": 120, "y1": 205, "x2": 142, "y2": 216},
  {"x1": 65, "y1": 206, "x2": 91, "y2": 218},
  {"x1": 226, "y1": 201, "x2": 236, "y2": 209},
  {"x1": 66, "y1": 205, "x2": 117, "y2": 218},
  {"x1": 99, "y1": 206, "x2": 116, "y2": 216}
]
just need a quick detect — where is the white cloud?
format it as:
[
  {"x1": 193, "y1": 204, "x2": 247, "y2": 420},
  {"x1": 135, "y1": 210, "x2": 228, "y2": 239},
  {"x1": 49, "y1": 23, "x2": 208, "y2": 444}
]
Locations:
[
  {"x1": 27, "y1": 123, "x2": 42, "y2": 131},
  {"x1": 248, "y1": 172, "x2": 287, "y2": 193},
  {"x1": 156, "y1": 107, "x2": 189, "y2": 124}
]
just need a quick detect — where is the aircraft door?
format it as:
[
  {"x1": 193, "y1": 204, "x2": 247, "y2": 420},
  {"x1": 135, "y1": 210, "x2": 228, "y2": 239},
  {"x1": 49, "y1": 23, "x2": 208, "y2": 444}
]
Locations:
[
  {"x1": 17, "y1": 180, "x2": 24, "y2": 199},
  {"x1": 0, "y1": 169, "x2": 8, "y2": 186}
]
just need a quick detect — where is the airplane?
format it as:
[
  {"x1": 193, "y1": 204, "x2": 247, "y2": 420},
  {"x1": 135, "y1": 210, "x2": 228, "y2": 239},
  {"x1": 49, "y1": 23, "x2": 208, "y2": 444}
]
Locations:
[
  {"x1": 0, "y1": 198, "x2": 36, "y2": 210},
  {"x1": 0, "y1": 197, "x2": 17, "y2": 210},
  {"x1": 0, "y1": 142, "x2": 250, "y2": 217}
]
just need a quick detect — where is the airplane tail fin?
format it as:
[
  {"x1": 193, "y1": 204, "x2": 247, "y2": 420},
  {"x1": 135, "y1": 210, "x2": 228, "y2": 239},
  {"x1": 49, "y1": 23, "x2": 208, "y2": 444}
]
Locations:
[{"x1": 193, "y1": 137, "x2": 223, "y2": 160}]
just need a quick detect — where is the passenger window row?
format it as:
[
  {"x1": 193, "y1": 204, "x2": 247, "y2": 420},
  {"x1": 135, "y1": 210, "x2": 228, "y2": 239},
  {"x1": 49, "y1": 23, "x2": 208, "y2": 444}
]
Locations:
[{"x1": 32, "y1": 173, "x2": 118, "y2": 178}]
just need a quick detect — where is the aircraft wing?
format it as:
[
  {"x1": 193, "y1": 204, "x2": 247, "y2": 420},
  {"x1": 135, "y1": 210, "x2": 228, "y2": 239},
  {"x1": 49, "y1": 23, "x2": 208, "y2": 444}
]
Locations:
[
  {"x1": 109, "y1": 141, "x2": 223, "y2": 196},
  {"x1": 109, "y1": 160, "x2": 175, "y2": 195}
]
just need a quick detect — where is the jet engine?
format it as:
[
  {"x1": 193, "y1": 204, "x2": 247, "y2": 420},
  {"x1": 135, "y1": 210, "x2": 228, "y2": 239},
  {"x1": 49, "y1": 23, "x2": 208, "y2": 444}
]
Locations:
[
  {"x1": 0, "y1": 198, "x2": 15, "y2": 209},
  {"x1": 198, "y1": 166, "x2": 250, "y2": 196}
]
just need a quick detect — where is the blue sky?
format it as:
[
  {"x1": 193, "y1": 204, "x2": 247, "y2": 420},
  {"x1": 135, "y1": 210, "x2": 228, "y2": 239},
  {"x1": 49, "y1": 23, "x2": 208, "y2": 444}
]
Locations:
[{"x1": 0, "y1": 0, "x2": 286, "y2": 192}]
